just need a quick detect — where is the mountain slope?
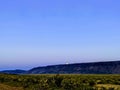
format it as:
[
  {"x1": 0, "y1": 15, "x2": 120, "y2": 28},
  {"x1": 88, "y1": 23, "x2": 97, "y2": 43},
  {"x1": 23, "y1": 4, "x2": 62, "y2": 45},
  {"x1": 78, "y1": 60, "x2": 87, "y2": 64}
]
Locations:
[
  {"x1": 28, "y1": 61, "x2": 120, "y2": 74},
  {"x1": 0, "y1": 70, "x2": 26, "y2": 74}
]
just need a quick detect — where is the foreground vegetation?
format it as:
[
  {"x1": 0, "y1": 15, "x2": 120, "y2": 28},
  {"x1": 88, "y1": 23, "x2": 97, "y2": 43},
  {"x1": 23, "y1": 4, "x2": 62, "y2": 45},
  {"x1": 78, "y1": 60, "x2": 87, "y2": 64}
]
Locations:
[{"x1": 0, "y1": 74, "x2": 120, "y2": 90}]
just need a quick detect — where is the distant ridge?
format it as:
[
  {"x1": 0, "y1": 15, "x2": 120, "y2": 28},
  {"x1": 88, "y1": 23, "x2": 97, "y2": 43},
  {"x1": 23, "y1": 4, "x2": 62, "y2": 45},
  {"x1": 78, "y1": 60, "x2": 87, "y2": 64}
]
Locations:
[
  {"x1": 28, "y1": 60, "x2": 120, "y2": 74},
  {"x1": 1, "y1": 60, "x2": 120, "y2": 74},
  {"x1": 0, "y1": 70, "x2": 26, "y2": 74}
]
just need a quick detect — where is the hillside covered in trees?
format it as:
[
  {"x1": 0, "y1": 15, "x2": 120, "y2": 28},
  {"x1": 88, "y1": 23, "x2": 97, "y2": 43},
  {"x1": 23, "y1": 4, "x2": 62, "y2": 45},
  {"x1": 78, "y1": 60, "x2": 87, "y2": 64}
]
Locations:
[
  {"x1": 1, "y1": 61, "x2": 120, "y2": 74},
  {"x1": 28, "y1": 61, "x2": 120, "y2": 74}
]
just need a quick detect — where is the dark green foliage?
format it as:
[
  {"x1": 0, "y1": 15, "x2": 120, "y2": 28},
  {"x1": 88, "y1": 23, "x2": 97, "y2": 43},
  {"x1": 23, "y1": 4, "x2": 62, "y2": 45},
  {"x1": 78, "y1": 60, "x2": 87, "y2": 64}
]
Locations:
[
  {"x1": 54, "y1": 74, "x2": 63, "y2": 87},
  {"x1": 89, "y1": 80, "x2": 96, "y2": 86},
  {"x1": 0, "y1": 74, "x2": 120, "y2": 90}
]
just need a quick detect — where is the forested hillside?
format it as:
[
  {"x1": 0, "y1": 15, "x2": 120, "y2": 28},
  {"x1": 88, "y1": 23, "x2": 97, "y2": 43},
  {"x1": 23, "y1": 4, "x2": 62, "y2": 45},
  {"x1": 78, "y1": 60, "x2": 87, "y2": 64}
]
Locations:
[{"x1": 28, "y1": 61, "x2": 120, "y2": 74}]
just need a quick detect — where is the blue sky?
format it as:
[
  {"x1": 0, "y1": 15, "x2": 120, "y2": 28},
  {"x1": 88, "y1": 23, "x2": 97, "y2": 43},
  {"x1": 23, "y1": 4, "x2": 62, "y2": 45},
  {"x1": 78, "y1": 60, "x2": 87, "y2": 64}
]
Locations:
[{"x1": 0, "y1": 0, "x2": 120, "y2": 70}]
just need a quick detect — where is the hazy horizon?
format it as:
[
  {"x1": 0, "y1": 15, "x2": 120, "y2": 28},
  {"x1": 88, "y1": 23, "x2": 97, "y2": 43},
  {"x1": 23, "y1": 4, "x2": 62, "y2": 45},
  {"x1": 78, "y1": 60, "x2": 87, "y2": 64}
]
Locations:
[{"x1": 0, "y1": 0, "x2": 120, "y2": 70}]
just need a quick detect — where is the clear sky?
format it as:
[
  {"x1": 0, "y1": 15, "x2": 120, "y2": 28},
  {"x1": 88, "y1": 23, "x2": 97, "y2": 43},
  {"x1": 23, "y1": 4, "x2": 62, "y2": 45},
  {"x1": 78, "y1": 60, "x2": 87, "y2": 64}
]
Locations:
[{"x1": 0, "y1": 0, "x2": 120, "y2": 70}]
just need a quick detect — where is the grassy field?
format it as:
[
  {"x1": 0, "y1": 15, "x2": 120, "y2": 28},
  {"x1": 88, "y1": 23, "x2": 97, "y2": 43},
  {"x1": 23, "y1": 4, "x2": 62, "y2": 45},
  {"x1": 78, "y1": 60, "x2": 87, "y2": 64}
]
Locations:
[
  {"x1": 0, "y1": 84, "x2": 23, "y2": 90},
  {"x1": 96, "y1": 84, "x2": 120, "y2": 90},
  {"x1": 0, "y1": 74, "x2": 120, "y2": 90}
]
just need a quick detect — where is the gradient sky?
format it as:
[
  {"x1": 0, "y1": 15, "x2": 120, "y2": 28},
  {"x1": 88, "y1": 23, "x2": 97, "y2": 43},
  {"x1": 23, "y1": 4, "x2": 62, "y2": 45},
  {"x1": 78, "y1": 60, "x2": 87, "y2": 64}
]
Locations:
[{"x1": 0, "y1": 0, "x2": 120, "y2": 70}]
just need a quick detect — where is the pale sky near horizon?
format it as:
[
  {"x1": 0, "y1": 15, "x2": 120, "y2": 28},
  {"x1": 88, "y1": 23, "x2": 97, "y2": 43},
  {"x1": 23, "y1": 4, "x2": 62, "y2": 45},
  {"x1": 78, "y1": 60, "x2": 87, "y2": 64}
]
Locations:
[{"x1": 0, "y1": 0, "x2": 120, "y2": 70}]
